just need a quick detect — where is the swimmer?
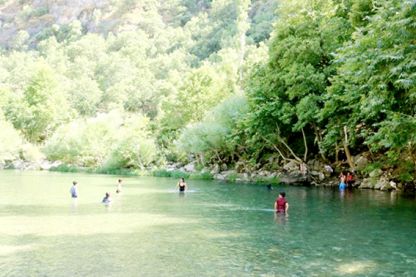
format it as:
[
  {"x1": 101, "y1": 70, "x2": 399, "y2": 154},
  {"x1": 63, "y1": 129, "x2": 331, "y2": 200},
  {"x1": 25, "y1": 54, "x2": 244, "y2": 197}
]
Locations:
[
  {"x1": 176, "y1": 178, "x2": 187, "y2": 192},
  {"x1": 274, "y1": 192, "x2": 289, "y2": 213},
  {"x1": 116, "y1": 179, "x2": 122, "y2": 193}
]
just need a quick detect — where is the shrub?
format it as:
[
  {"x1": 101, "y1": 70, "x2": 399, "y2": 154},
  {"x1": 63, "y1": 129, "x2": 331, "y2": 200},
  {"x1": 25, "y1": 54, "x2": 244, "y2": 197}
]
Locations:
[{"x1": 0, "y1": 118, "x2": 25, "y2": 163}]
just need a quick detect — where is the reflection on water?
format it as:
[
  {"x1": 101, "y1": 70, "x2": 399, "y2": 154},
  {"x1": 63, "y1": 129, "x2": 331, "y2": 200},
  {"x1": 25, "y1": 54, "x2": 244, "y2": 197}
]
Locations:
[
  {"x1": 337, "y1": 260, "x2": 377, "y2": 274},
  {"x1": 0, "y1": 171, "x2": 415, "y2": 276}
]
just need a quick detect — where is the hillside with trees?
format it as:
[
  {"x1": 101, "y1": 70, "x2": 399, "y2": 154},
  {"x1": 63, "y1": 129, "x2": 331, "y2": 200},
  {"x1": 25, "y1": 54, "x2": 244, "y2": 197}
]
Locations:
[{"x1": 0, "y1": 0, "x2": 415, "y2": 190}]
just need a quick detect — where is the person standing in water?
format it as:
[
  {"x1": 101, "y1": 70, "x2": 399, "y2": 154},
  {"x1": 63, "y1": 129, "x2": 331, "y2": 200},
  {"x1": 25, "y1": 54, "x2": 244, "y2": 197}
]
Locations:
[
  {"x1": 274, "y1": 192, "x2": 289, "y2": 213},
  {"x1": 339, "y1": 172, "x2": 347, "y2": 190},
  {"x1": 70, "y1": 181, "x2": 78, "y2": 198},
  {"x1": 102, "y1": 192, "x2": 111, "y2": 204},
  {"x1": 116, "y1": 179, "x2": 122, "y2": 193},
  {"x1": 177, "y1": 178, "x2": 187, "y2": 192}
]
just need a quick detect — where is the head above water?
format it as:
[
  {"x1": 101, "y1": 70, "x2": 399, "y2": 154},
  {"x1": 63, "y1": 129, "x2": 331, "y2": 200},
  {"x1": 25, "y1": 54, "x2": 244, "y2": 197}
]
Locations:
[
  {"x1": 118, "y1": 179, "x2": 122, "y2": 183},
  {"x1": 279, "y1": 192, "x2": 286, "y2": 198}
]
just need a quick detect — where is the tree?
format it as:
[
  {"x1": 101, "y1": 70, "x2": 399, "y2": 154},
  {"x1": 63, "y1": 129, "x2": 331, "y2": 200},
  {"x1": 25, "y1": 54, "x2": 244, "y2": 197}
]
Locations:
[
  {"x1": 5, "y1": 65, "x2": 70, "y2": 142},
  {"x1": 321, "y1": 0, "x2": 416, "y2": 177}
]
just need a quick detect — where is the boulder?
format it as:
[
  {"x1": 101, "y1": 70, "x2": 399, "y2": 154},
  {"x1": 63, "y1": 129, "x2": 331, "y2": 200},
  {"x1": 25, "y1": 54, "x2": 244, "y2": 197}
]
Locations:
[
  {"x1": 236, "y1": 173, "x2": 250, "y2": 182},
  {"x1": 307, "y1": 159, "x2": 325, "y2": 172},
  {"x1": 210, "y1": 164, "x2": 220, "y2": 174},
  {"x1": 214, "y1": 173, "x2": 226, "y2": 181},
  {"x1": 222, "y1": 170, "x2": 237, "y2": 180},
  {"x1": 200, "y1": 167, "x2": 210, "y2": 174},
  {"x1": 283, "y1": 160, "x2": 299, "y2": 172},
  {"x1": 41, "y1": 160, "x2": 62, "y2": 170},
  {"x1": 269, "y1": 172, "x2": 277, "y2": 178},
  {"x1": 184, "y1": 162, "x2": 196, "y2": 172},
  {"x1": 220, "y1": 163, "x2": 228, "y2": 171},
  {"x1": 258, "y1": 170, "x2": 270, "y2": 177},
  {"x1": 389, "y1": 181, "x2": 397, "y2": 190},
  {"x1": 359, "y1": 178, "x2": 376, "y2": 189},
  {"x1": 355, "y1": 155, "x2": 369, "y2": 171},
  {"x1": 279, "y1": 172, "x2": 307, "y2": 185},
  {"x1": 375, "y1": 177, "x2": 389, "y2": 190},
  {"x1": 369, "y1": 169, "x2": 383, "y2": 178}
]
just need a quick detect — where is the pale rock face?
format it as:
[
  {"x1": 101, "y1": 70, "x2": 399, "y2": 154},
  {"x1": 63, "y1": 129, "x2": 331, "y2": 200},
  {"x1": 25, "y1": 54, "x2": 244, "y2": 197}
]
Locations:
[{"x1": 0, "y1": 0, "x2": 128, "y2": 47}]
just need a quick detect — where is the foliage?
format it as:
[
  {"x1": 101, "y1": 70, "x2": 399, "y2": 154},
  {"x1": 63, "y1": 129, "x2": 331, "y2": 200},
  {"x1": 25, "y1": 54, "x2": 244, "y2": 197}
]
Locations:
[
  {"x1": 1, "y1": 0, "x2": 415, "y2": 184},
  {"x1": 44, "y1": 111, "x2": 158, "y2": 169},
  {"x1": 175, "y1": 94, "x2": 248, "y2": 164},
  {"x1": 0, "y1": 117, "x2": 25, "y2": 163}
]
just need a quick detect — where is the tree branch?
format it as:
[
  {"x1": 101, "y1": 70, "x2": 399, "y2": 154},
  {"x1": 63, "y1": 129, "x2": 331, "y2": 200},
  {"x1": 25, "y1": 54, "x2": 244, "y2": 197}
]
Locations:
[{"x1": 301, "y1": 127, "x2": 308, "y2": 162}]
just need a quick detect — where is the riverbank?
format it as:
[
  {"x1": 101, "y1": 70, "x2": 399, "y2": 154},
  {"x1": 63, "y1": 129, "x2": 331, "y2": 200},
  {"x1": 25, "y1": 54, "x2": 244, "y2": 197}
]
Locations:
[{"x1": 2, "y1": 158, "x2": 415, "y2": 192}]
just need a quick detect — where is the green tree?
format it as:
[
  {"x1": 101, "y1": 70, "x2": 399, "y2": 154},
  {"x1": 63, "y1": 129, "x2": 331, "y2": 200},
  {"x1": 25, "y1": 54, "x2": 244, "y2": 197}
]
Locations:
[
  {"x1": 321, "y1": 0, "x2": 416, "y2": 177},
  {"x1": 5, "y1": 65, "x2": 70, "y2": 142}
]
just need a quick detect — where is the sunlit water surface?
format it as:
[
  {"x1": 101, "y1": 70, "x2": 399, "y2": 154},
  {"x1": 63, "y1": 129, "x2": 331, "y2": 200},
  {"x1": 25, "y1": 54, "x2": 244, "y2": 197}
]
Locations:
[{"x1": 0, "y1": 171, "x2": 415, "y2": 276}]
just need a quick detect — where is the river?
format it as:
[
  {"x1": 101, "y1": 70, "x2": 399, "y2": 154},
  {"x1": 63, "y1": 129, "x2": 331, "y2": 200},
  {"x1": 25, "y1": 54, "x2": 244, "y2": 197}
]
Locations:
[{"x1": 0, "y1": 171, "x2": 415, "y2": 276}]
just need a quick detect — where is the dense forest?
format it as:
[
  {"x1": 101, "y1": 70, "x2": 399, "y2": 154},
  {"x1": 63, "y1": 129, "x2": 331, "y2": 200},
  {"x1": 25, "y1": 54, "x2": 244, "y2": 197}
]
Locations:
[{"x1": 0, "y1": 0, "x2": 415, "y2": 186}]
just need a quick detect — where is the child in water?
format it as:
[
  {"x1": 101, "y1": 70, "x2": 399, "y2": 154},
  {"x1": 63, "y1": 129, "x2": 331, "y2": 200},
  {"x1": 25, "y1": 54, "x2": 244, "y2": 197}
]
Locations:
[
  {"x1": 70, "y1": 181, "x2": 78, "y2": 198},
  {"x1": 116, "y1": 179, "x2": 122, "y2": 193},
  {"x1": 102, "y1": 192, "x2": 111, "y2": 204},
  {"x1": 339, "y1": 173, "x2": 347, "y2": 190}
]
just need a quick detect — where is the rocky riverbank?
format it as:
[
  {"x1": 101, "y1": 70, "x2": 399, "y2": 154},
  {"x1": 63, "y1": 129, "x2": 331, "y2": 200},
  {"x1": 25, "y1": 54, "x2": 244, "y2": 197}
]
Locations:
[
  {"x1": 163, "y1": 156, "x2": 415, "y2": 192},
  {"x1": 1, "y1": 157, "x2": 415, "y2": 192},
  {"x1": 0, "y1": 159, "x2": 62, "y2": 171}
]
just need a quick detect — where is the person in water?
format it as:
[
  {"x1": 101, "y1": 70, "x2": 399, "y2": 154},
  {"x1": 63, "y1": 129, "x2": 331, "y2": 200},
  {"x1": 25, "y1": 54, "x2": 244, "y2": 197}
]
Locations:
[
  {"x1": 346, "y1": 172, "x2": 354, "y2": 187},
  {"x1": 70, "y1": 181, "x2": 78, "y2": 198},
  {"x1": 339, "y1": 172, "x2": 347, "y2": 190},
  {"x1": 116, "y1": 179, "x2": 122, "y2": 193},
  {"x1": 274, "y1": 192, "x2": 289, "y2": 213},
  {"x1": 177, "y1": 178, "x2": 187, "y2": 192},
  {"x1": 102, "y1": 192, "x2": 111, "y2": 204}
]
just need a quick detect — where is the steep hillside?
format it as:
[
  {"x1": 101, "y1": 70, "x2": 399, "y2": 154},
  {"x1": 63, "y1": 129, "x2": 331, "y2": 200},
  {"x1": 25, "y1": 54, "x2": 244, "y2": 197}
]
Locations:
[{"x1": 0, "y1": 0, "x2": 277, "y2": 49}]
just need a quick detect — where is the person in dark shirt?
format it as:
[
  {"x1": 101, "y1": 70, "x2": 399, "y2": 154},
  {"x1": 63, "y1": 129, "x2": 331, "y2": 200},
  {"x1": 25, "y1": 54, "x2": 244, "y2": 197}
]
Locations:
[
  {"x1": 102, "y1": 192, "x2": 111, "y2": 204},
  {"x1": 274, "y1": 192, "x2": 289, "y2": 213},
  {"x1": 176, "y1": 178, "x2": 187, "y2": 192}
]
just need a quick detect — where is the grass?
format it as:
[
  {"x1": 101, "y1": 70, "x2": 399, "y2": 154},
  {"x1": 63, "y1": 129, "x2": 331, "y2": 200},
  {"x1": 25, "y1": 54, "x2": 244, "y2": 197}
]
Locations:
[
  {"x1": 49, "y1": 164, "x2": 279, "y2": 185},
  {"x1": 49, "y1": 164, "x2": 85, "y2": 173},
  {"x1": 253, "y1": 176, "x2": 280, "y2": 185},
  {"x1": 188, "y1": 171, "x2": 213, "y2": 180},
  {"x1": 152, "y1": 169, "x2": 190, "y2": 179},
  {"x1": 92, "y1": 167, "x2": 141, "y2": 176}
]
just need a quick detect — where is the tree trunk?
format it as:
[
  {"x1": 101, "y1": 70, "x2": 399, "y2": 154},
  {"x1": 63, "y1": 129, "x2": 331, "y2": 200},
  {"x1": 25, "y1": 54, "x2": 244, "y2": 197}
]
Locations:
[
  {"x1": 301, "y1": 127, "x2": 308, "y2": 162},
  {"x1": 343, "y1": 126, "x2": 355, "y2": 170}
]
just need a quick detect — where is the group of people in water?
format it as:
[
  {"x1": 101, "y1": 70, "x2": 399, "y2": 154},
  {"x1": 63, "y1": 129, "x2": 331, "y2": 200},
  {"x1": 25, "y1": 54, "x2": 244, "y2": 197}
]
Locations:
[
  {"x1": 69, "y1": 179, "x2": 123, "y2": 205},
  {"x1": 339, "y1": 171, "x2": 355, "y2": 190},
  {"x1": 69, "y1": 177, "x2": 291, "y2": 214}
]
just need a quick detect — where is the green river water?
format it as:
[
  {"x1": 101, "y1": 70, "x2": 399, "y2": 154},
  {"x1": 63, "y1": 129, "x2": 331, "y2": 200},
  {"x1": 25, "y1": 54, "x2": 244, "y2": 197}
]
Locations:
[{"x1": 0, "y1": 170, "x2": 415, "y2": 276}]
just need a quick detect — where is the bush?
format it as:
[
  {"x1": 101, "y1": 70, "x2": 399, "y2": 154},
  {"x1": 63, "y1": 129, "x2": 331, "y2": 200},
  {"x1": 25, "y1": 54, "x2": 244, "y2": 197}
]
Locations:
[
  {"x1": 152, "y1": 169, "x2": 172, "y2": 177},
  {"x1": 0, "y1": 118, "x2": 25, "y2": 163},
  {"x1": 189, "y1": 171, "x2": 213, "y2": 180},
  {"x1": 44, "y1": 111, "x2": 159, "y2": 169},
  {"x1": 254, "y1": 176, "x2": 280, "y2": 184},
  {"x1": 49, "y1": 164, "x2": 83, "y2": 173}
]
